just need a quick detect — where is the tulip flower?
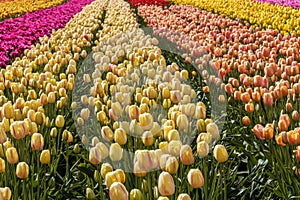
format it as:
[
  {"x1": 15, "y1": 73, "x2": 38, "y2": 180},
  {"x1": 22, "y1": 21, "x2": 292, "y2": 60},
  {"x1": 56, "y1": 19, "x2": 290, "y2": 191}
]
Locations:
[
  {"x1": 287, "y1": 128, "x2": 300, "y2": 146},
  {"x1": 263, "y1": 93, "x2": 274, "y2": 107},
  {"x1": 0, "y1": 126, "x2": 7, "y2": 144},
  {"x1": 96, "y1": 142, "x2": 109, "y2": 159},
  {"x1": 6, "y1": 147, "x2": 18, "y2": 164},
  {"x1": 176, "y1": 114, "x2": 189, "y2": 133},
  {"x1": 177, "y1": 193, "x2": 191, "y2": 200},
  {"x1": 86, "y1": 188, "x2": 96, "y2": 200},
  {"x1": 130, "y1": 189, "x2": 143, "y2": 200},
  {"x1": 55, "y1": 115, "x2": 65, "y2": 128},
  {"x1": 139, "y1": 113, "x2": 154, "y2": 130},
  {"x1": 89, "y1": 147, "x2": 101, "y2": 165},
  {"x1": 197, "y1": 141, "x2": 209, "y2": 158},
  {"x1": 180, "y1": 145, "x2": 194, "y2": 165},
  {"x1": 168, "y1": 140, "x2": 182, "y2": 157},
  {"x1": 0, "y1": 187, "x2": 11, "y2": 200},
  {"x1": 213, "y1": 144, "x2": 229, "y2": 163},
  {"x1": 101, "y1": 126, "x2": 114, "y2": 142},
  {"x1": 31, "y1": 133, "x2": 44, "y2": 150},
  {"x1": 109, "y1": 143, "x2": 123, "y2": 161},
  {"x1": 109, "y1": 182, "x2": 128, "y2": 200},
  {"x1": 114, "y1": 127, "x2": 129, "y2": 146},
  {"x1": 187, "y1": 169, "x2": 204, "y2": 188},
  {"x1": 0, "y1": 157, "x2": 5, "y2": 173},
  {"x1": 166, "y1": 156, "x2": 179, "y2": 174},
  {"x1": 40, "y1": 150, "x2": 51, "y2": 164},
  {"x1": 206, "y1": 123, "x2": 219, "y2": 139},
  {"x1": 158, "y1": 172, "x2": 175, "y2": 196},
  {"x1": 16, "y1": 162, "x2": 29, "y2": 179},
  {"x1": 252, "y1": 124, "x2": 265, "y2": 140},
  {"x1": 101, "y1": 163, "x2": 113, "y2": 179}
]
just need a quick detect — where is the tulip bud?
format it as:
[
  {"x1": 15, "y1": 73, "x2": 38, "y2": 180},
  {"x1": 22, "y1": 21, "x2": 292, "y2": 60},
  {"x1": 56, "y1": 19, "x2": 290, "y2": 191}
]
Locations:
[
  {"x1": 196, "y1": 132, "x2": 212, "y2": 144},
  {"x1": 109, "y1": 182, "x2": 128, "y2": 200},
  {"x1": 197, "y1": 119, "x2": 206, "y2": 133},
  {"x1": 89, "y1": 147, "x2": 101, "y2": 165},
  {"x1": 96, "y1": 142, "x2": 109, "y2": 159},
  {"x1": 180, "y1": 145, "x2": 194, "y2": 165},
  {"x1": 0, "y1": 126, "x2": 7, "y2": 144},
  {"x1": 287, "y1": 128, "x2": 300, "y2": 146},
  {"x1": 176, "y1": 114, "x2": 189, "y2": 133},
  {"x1": 263, "y1": 123, "x2": 274, "y2": 140},
  {"x1": 109, "y1": 143, "x2": 123, "y2": 161},
  {"x1": 292, "y1": 111, "x2": 299, "y2": 121},
  {"x1": 129, "y1": 105, "x2": 139, "y2": 120},
  {"x1": 86, "y1": 188, "x2": 96, "y2": 200},
  {"x1": 142, "y1": 131, "x2": 154, "y2": 146},
  {"x1": 206, "y1": 123, "x2": 219, "y2": 139},
  {"x1": 55, "y1": 115, "x2": 65, "y2": 128},
  {"x1": 168, "y1": 140, "x2": 182, "y2": 157},
  {"x1": 0, "y1": 187, "x2": 12, "y2": 200},
  {"x1": 0, "y1": 158, "x2": 5, "y2": 173},
  {"x1": 252, "y1": 124, "x2": 265, "y2": 140},
  {"x1": 16, "y1": 162, "x2": 29, "y2": 179},
  {"x1": 158, "y1": 172, "x2": 175, "y2": 196},
  {"x1": 3, "y1": 102, "x2": 13, "y2": 119},
  {"x1": 213, "y1": 144, "x2": 228, "y2": 163},
  {"x1": 101, "y1": 126, "x2": 114, "y2": 142},
  {"x1": 275, "y1": 132, "x2": 287, "y2": 146},
  {"x1": 130, "y1": 189, "x2": 143, "y2": 200},
  {"x1": 197, "y1": 141, "x2": 209, "y2": 158},
  {"x1": 170, "y1": 90, "x2": 181, "y2": 104},
  {"x1": 158, "y1": 197, "x2": 169, "y2": 200},
  {"x1": 162, "y1": 87, "x2": 170, "y2": 99},
  {"x1": 101, "y1": 163, "x2": 113, "y2": 179},
  {"x1": 6, "y1": 147, "x2": 18, "y2": 164},
  {"x1": 166, "y1": 156, "x2": 179, "y2": 174},
  {"x1": 139, "y1": 113, "x2": 153, "y2": 130},
  {"x1": 187, "y1": 169, "x2": 204, "y2": 188},
  {"x1": 263, "y1": 92, "x2": 274, "y2": 106},
  {"x1": 31, "y1": 133, "x2": 44, "y2": 150},
  {"x1": 40, "y1": 150, "x2": 51, "y2": 164},
  {"x1": 194, "y1": 105, "x2": 206, "y2": 119},
  {"x1": 50, "y1": 127, "x2": 57, "y2": 138},
  {"x1": 114, "y1": 128, "x2": 127, "y2": 145},
  {"x1": 177, "y1": 193, "x2": 191, "y2": 200}
]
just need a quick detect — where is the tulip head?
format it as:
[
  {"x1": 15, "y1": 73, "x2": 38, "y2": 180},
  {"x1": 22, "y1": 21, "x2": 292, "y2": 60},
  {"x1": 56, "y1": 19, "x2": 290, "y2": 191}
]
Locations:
[
  {"x1": 89, "y1": 147, "x2": 101, "y2": 165},
  {"x1": 187, "y1": 169, "x2": 204, "y2": 188},
  {"x1": 213, "y1": 144, "x2": 228, "y2": 163},
  {"x1": 31, "y1": 133, "x2": 44, "y2": 150},
  {"x1": 109, "y1": 182, "x2": 128, "y2": 200},
  {"x1": 16, "y1": 162, "x2": 29, "y2": 179},
  {"x1": 40, "y1": 150, "x2": 51, "y2": 164},
  {"x1": 158, "y1": 172, "x2": 175, "y2": 196},
  {"x1": 6, "y1": 147, "x2": 18, "y2": 164},
  {"x1": 180, "y1": 145, "x2": 194, "y2": 165}
]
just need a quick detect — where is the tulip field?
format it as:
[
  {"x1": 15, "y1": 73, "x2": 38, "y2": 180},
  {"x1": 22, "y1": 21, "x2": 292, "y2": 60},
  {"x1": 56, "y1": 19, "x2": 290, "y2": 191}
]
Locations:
[{"x1": 1, "y1": 0, "x2": 300, "y2": 199}]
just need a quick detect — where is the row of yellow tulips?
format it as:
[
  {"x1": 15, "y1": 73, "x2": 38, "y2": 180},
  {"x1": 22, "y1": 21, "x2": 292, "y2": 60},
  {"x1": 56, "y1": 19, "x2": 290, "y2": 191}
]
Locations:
[
  {"x1": 0, "y1": 0, "x2": 68, "y2": 20},
  {"x1": 171, "y1": 0, "x2": 300, "y2": 35}
]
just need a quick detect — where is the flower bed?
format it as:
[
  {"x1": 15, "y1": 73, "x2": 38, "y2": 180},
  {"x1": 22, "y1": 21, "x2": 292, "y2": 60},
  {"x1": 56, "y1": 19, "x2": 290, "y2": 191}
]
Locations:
[
  {"x1": 171, "y1": 0, "x2": 300, "y2": 35},
  {"x1": 0, "y1": 0, "x2": 107, "y2": 198},
  {"x1": 0, "y1": 0, "x2": 68, "y2": 21},
  {"x1": 138, "y1": 3, "x2": 300, "y2": 198},
  {"x1": 254, "y1": 0, "x2": 300, "y2": 9},
  {"x1": 0, "y1": 0, "x2": 94, "y2": 68}
]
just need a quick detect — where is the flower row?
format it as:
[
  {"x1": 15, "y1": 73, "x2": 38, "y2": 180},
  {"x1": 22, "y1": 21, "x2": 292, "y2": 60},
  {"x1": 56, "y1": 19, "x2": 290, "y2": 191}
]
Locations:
[
  {"x1": 0, "y1": 0, "x2": 94, "y2": 68},
  {"x1": 0, "y1": 0, "x2": 67, "y2": 21},
  {"x1": 137, "y1": 4, "x2": 300, "y2": 162},
  {"x1": 127, "y1": 0, "x2": 169, "y2": 6},
  {"x1": 171, "y1": 0, "x2": 300, "y2": 35},
  {"x1": 0, "y1": 0, "x2": 108, "y2": 198},
  {"x1": 73, "y1": 0, "x2": 229, "y2": 199},
  {"x1": 254, "y1": 0, "x2": 300, "y2": 9}
]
